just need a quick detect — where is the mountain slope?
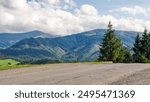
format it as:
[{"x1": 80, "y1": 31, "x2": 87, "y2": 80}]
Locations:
[
  {"x1": 0, "y1": 29, "x2": 138, "y2": 62},
  {"x1": 0, "y1": 31, "x2": 56, "y2": 49}
]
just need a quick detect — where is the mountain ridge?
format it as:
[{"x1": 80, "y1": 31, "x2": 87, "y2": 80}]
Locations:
[
  {"x1": 0, "y1": 31, "x2": 56, "y2": 49},
  {"x1": 0, "y1": 29, "x2": 139, "y2": 62}
]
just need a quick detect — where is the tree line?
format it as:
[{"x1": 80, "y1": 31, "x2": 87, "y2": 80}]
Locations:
[{"x1": 98, "y1": 22, "x2": 150, "y2": 63}]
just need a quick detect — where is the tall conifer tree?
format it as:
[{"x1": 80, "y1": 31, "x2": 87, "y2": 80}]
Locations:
[
  {"x1": 99, "y1": 21, "x2": 122, "y2": 62},
  {"x1": 148, "y1": 33, "x2": 150, "y2": 59},
  {"x1": 133, "y1": 34, "x2": 143, "y2": 62},
  {"x1": 141, "y1": 28, "x2": 149, "y2": 58}
]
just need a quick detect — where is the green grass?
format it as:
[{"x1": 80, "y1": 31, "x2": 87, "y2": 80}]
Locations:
[
  {"x1": 0, "y1": 59, "x2": 113, "y2": 71},
  {"x1": 0, "y1": 59, "x2": 34, "y2": 71},
  {"x1": 62, "y1": 61, "x2": 113, "y2": 64},
  {"x1": 92, "y1": 61, "x2": 113, "y2": 64},
  {"x1": 0, "y1": 65, "x2": 32, "y2": 71},
  {"x1": 0, "y1": 59, "x2": 20, "y2": 66}
]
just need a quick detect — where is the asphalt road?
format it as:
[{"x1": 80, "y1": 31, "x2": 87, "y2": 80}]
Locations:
[{"x1": 0, "y1": 63, "x2": 150, "y2": 85}]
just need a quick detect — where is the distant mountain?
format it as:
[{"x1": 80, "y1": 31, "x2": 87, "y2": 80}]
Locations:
[
  {"x1": 0, "y1": 31, "x2": 56, "y2": 49},
  {"x1": 0, "y1": 29, "x2": 139, "y2": 62}
]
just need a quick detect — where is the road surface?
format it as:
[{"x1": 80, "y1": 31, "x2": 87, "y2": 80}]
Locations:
[{"x1": 0, "y1": 63, "x2": 150, "y2": 85}]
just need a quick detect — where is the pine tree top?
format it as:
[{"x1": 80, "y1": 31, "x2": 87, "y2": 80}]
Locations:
[
  {"x1": 108, "y1": 21, "x2": 113, "y2": 29},
  {"x1": 144, "y1": 27, "x2": 148, "y2": 35}
]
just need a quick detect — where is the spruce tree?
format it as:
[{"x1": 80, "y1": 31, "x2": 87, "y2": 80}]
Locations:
[
  {"x1": 99, "y1": 21, "x2": 122, "y2": 62},
  {"x1": 148, "y1": 33, "x2": 150, "y2": 60},
  {"x1": 133, "y1": 34, "x2": 143, "y2": 63},
  {"x1": 119, "y1": 47, "x2": 132, "y2": 63},
  {"x1": 141, "y1": 28, "x2": 149, "y2": 58}
]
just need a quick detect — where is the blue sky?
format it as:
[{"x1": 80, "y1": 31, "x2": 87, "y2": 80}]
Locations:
[
  {"x1": 0, "y1": 0, "x2": 150, "y2": 35},
  {"x1": 76, "y1": 0, "x2": 150, "y2": 9},
  {"x1": 76, "y1": 0, "x2": 150, "y2": 14}
]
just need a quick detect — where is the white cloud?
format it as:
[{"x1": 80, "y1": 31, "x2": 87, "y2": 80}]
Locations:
[
  {"x1": 109, "y1": 6, "x2": 148, "y2": 16},
  {"x1": 44, "y1": 0, "x2": 60, "y2": 5},
  {"x1": 79, "y1": 4, "x2": 98, "y2": 16},
  {"x1": 0, "y1": 0, "x2": 150, "y2": 35},
  {"x1": 64, "y1": 0, "x2": 75, "y2": 5}
]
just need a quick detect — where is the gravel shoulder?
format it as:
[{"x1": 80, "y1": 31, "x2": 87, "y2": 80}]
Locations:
[{"x1": 0, "y1": 63, "x2": 149, "y2": 85}]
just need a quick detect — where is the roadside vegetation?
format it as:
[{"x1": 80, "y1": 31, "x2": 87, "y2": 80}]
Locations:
[
  {"x1": 0, "y1": 59, "x2": 19, "y2": 66},
  {"x1": 98, "y1": 21, "x2": 150, "y2": 63},
  {"x1": 92, "y1": 61, "x2": 113, "y2": 64},
  {"x1": 0, "y1": 59, "x2": 32, "y2": 71},
  {"x1": 0, "y1": 65, "x2": 32, "y2": 71},
  {"x1": 0, "y1": 58, "x2": 112, "y2": 71}
]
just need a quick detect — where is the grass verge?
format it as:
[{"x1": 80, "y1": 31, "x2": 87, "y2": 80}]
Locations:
[
  {"x1": 0, "y1": 65, "x2": 33, "y2": 71},
  {"x1": 0, "y1": 59, "x2": 20, "y2": 66},
  {"x1": 92, "y1": 61, "x2": 113, "y2": 64}
]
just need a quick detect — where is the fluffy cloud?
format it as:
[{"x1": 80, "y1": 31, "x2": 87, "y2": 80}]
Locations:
[
  {"x1": 79, "y1": 4, "x2": 98, "y2": 16},
  {"x1": 63, "y1": 0, "x2": 76, "y2": 9},
  {"x1": 0, "y1": 0, "x2": 150, "y2": 35},
  {"x1": 44, "y1": 0, "x2": 60, "y2": 5},
  {"x1": 109, "y1": 6, "x2": 149, "y2": 16}
]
